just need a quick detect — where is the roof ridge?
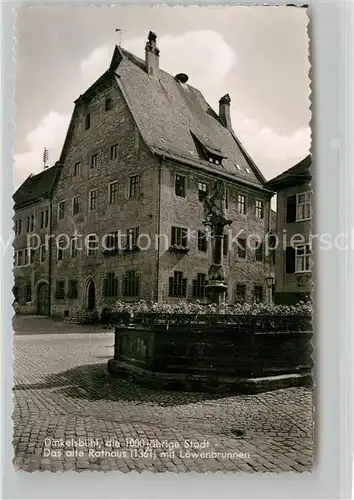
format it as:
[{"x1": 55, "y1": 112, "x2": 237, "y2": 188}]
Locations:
[{"x1": 266, "y1": 154, "x2": 311, "y2": 186}]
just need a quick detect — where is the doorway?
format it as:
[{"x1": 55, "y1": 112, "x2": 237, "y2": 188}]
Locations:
[
  {"x1": 86, "y1": 279, "x2": 96, "y2": 311},
  {"x1": 37, "y1": 282, "x2": 50, "y2": 315}
]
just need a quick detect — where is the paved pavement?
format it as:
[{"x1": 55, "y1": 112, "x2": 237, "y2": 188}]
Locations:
[{"x1": 13, "y1": 316, "x2": 314, "y2": 473}]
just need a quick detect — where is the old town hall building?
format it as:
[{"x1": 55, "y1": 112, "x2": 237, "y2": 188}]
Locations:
[{"x1": 13, "y1": 32, "x2": 275, "y2": 319}]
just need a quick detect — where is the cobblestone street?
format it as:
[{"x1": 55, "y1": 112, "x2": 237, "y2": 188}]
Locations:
[{"x1": 13, "y1": 316, "x2": 314, "y2": 473}]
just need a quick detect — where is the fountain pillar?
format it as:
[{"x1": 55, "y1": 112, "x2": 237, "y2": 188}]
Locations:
[{"x1": 202, "y1": 179, "x2": 232, "y2": 306}]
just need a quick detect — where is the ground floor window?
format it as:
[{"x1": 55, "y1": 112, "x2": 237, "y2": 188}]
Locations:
[
  {"x1": 253, "y1": 285, "x2": 264, "y2": 303},
  {"x1": 67, "y1": 280, "x2": 78, "y2": 299},
  {"x1": 25, "y1": 283, "x2": 32, "y2": 302},
  {"x1": 122, "y1": 270, "x2": 140, "y2": 297},
  {"x1": 55, "y1": 280, "x2": 65, "y2": 299},
  {"x1": 171, "y1": 226, "x2": 188, "y2": 247},
  {"x1": 192, "y1": 273, "x2": 207, "y2": 298},
  {"x1": 295, "y1": 244, "x2": 311, "y2": 272},
  {"x1": 235, "y1": 283, "x2": 246, "y2": 303},
  {"x1": 103, "y1": 272, "x2": 119, "y2": 297},
  {"x1": 169, "y1": 271, "x2": 187, "y2": 297}
]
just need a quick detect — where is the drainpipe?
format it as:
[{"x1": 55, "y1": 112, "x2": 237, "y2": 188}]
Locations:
[
  {"x1": 267, "y1": 196, "x2": 273, "y2": 305},
  {"x1": 48, "y1": 196, "x2": 53, "y2": 316},
  {"x1": 155, "y1": 157, "x2": 163, "y2": 302}
]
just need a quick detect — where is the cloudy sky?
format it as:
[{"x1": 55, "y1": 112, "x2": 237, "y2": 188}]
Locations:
[{"x1": 14, "y1": 5, "x2": 310, "y2": 188}]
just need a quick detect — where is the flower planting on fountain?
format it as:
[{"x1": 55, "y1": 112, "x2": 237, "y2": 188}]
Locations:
[{"x1": 113, "y1": 299, "x2": 313, "y2": 317}]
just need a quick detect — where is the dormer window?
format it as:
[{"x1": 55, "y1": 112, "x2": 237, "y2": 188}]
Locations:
[
  {"x1": 191, "y1": 132, "x2": 226, "y2": 166},
  {"x1": 208, "y1": 155, "x2": 222, "y2": 165}
]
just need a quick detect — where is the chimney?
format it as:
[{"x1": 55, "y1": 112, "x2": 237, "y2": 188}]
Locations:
[
  {"x1": 145, "y1": 31, "x2": 160, "y2": 77},
  {"x1": 219, "y1": 94, "x2": 232, "y2": 129}
]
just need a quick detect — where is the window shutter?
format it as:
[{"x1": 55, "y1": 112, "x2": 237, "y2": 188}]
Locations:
[
  {"x1": 169, "y1": 277, "x2": 174, "y2": 296},
  {"x1": 286, "y1": 195, "x2": 296, "y2": 223},
  {"x1": 285, "y1": 247, "x2": 295, "y2": 273}
]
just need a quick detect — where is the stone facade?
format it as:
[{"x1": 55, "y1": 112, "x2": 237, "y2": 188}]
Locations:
[
  {"x1": 51, "y1": 75, "x2": 161, "y2": 318},
  {"x1": 14, "y1": 34, "x2": 276, "y2": 319},
  {"x1": 13, "y1": 194, "x2": 53, "y2": 315},
  {"x1": 158, "y1": 160, "x2": 273, "y2": 304},
  {"x1": 50, "y1": 80, "x2": 272, "y2": 318}
]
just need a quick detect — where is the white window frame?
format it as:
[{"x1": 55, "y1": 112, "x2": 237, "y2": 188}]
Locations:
[
  {"x1": 110, "y1": 144, "x2": 118, "y2": 160},
  {"x1": 91, "y1": 153, "x2": 99, "y2": 168},
  {"x1": 24, "y1": 248, "x2": 30, "y2": 266},
  {"x1": 27, "y1": 214, "x2": 35, "y2": 233},
  {"x1": 72, "y1": 196, "x2": 80, "y2": 215},
  {"x1": 57, "y1": 240, "x2": 65, "y2": 261},
  {"x1": 108, "y1": 181, "x2": 118, "y2": 204},
  {"x1": 296, "y1": 191, "x2": 311, "y2": 222},
  {"x1": 17, "y1": 249, "x2": 23, "y2": 267},
  {"x1": 89, "y1": 189, "x2": 98, "y2": 211},
  {"x1": 255, "y1": 199, "x2": 264, "y2": 219},
  {"x1": 41, "y1": 208, "x2": 49, "y2": 229},
  {"x1": 40, "y1": 244, "x2": 46, "y2": 263},
  {"x1": 175, "y1": 174, "x2": 186, "y2": 197},
  {"x1": 198, "y1": 181, "x2": 208, "y2": 201},
  {"x1": 87, "y1": 235, "x2": 97, "y2": 256},
  {"x1": 58, "y1": 200, "x2": 65, "y2": 220},
  {"x1": 295, "y1": 244, "x2": 312, "y2": 273},
  {"x1": 71, "y1": 239, "x2": 78, "y2": 258},
  {"x1": 74, "y1": 161, "x2": 81, "y2": 176},
  {"x1": 129, "y1": 175, "x2": 139, "y2": 199},
  {"x1": 15, "y1": 218, "x2": 22, "y2": 236},
  {"x1": 238, "y1": 194, "x2": 246, "y2": 215},
  {"x1": 22, "y1": 248, "x2": 33, "y2": 266}
]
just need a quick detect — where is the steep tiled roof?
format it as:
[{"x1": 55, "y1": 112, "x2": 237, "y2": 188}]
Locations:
[
  {"x1": 265, "y1": 154, "x2": 311, "y2": 190},
  {"x1": 13, "y1": 164, "x2": 61, "y2": 209},
  {"x1": 106, "y1": 45, "x2": 267, "y2": 189}
]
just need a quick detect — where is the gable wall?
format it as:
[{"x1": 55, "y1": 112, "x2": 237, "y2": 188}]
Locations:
[{"x1": 51, "y1": 75, "x2": 160, "y2": 317}]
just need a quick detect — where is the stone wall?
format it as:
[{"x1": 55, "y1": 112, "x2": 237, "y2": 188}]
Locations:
[
  {"x1": 51, "y1": 75, "x2": 161, "y2": 318},
  {"x1": 13, "y1": 199, "x2": 52, "y2": 315},
  {"x1": 109, "y1": 320, "x2": 313, "y2": 393},
  {"x1": 158, "y1": 159, "x2": 273, "y2": 303}
]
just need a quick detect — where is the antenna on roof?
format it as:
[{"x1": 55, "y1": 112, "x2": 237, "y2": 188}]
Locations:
[
  {"x1": 43, "y1": 147, "x2": 49, "y2": 170},
  {"x1": 115, "y1": 28, "x2": 126, "y2": 47}
]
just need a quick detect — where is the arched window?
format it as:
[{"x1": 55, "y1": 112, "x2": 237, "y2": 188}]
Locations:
[
  {"x1": 85, "y1": 113, "x2": 91, "y2": 130},
  {"x1": 105, "y1": 98, "x2": 113, "y2": 111}
]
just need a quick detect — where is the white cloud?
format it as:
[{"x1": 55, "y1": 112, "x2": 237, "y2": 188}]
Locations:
[
  {"x1": 15, "y1": 32, "x2": 309, "y2": 188},
  {"x1": 231, "y1": 111, "x2": 311, "y2": 179},
  {"x1": 79, "y1": 30, "x2": 237, "y2": 97},
  {"x1": 125, "y1": 30, "x2": 237, "y2": 93},
  {"x1": 14, "y1": 111, "x2": 70, "y2": 187},
  {"x1": 80, "y1": 46, "x2": 112, "y2": 88}
]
